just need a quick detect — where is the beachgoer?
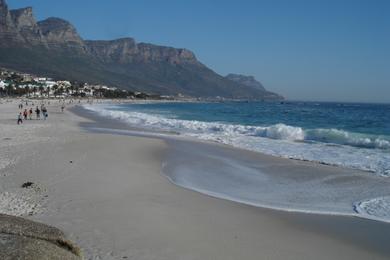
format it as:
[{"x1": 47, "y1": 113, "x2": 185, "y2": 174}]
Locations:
[
  {"x1": 17, "y1": 113, "x2": 23, "y2": 125},
  {"x1": 61, "y1": 105, "x2": 65, "y2": 113},
  {"x1": 35, "y1": 106, "x2": 40, "y2": 120},
  {"x1": 42, "y1": 106, "x2": 48, "y2": 120},
  {"x1": 29, "y1": 108, "x2": 33, "y2": 120},
  {"x1": 23, "y1": 109, "x2": 28, "y2": 120}
]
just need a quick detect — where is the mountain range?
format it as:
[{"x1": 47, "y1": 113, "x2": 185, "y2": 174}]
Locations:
[{"x1": 0, "y1": 0, "x2": 283, "y2": 100}]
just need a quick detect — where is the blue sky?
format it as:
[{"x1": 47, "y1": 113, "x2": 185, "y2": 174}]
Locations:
[{"x1": 7, "y1": 0, "x2": 390, "y2": 103}]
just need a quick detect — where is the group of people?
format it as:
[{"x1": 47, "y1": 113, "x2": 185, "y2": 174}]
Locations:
[{"x1": 17, "y1": 102, "x2": 49, "y2": 125}]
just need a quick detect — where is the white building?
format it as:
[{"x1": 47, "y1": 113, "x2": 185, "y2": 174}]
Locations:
[
  {"x1": 34, "y1": 77, "x2": 53, "y2": 83},
  {"x1": 57, "y1": 81, "x2": 71, "y2": 88},
  {"x1": 43, "y1": 81, "x2": 56, "y2": 88},
  {"x1": 0, "y1": 80, "x2": 7, "y2": 89}
]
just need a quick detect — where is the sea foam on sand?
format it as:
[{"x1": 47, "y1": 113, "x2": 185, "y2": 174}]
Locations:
[{"x1": 355, "y1": 196, "x2": 390, "y2": 223}]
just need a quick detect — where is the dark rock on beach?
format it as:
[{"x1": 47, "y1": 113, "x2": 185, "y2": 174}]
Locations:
[{"x1": 21, "y1": 182, "x2": 34, "y2": 188}]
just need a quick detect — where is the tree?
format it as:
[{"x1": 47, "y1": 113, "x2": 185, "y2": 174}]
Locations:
[
  {"x1": 39, "y1": 85, "x2": 44, "y2": 96},
  {"x1": 32, "y1": 86, "x2": 38, "y2": 96},
  {"x1": 52, "y1": 85, "x2": 59, "y2": 98},
  {"x1": 24, "y1": 86, "x2": 30, "y2": 97},
  {"x1": 6, "y1": 84, "x2": 13, "y2": 96}
]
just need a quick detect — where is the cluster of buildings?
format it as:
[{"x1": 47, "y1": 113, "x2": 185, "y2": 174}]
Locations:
[{"x1": 0, "y1": 69, "x2": 139, "y2": 99}]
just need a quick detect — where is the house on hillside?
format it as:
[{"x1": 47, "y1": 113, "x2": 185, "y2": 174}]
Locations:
[{"x1": 21, "y1": 74, "x2": 34, "y2": 82}]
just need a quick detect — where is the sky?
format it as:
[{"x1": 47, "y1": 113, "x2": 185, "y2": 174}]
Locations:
[{"x1": 7, "y1": 0, "x2": 390, "y2": 103}]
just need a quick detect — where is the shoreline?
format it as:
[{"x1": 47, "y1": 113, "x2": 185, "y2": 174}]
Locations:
[
  {"x1": 1, "y1": 98, "x2": 389, "y2": 259},
  {"x1": 74, "y1": 104, "x2": 390, "y2": 223}
]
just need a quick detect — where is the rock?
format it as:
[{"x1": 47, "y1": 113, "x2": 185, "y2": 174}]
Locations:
[
  {"x1": 21, "y1": 182, "x2": 34, "y2": 188},
  {"x1": 0, "y1": 214, "x2": 82, "y2": 259}
]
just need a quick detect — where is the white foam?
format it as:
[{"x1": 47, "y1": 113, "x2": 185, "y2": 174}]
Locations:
[
  {"x1": 354, "y1": 196, "x2": 390, "y2": 223},
  {"x1": 162, "y1": 143, "x2": 390, "y2": 223}
]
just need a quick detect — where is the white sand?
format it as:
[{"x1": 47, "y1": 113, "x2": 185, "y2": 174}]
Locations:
[{"x1": 0, "y1": 98, "x2": 389, "y2": 259}]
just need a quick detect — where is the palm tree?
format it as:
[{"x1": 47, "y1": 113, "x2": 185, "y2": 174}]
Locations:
[
  {"x1": 39, "y1": 85, "x2": 44, "y2": 97},
  {"x1": 6, "y1": 84, "x2": 13, "y2": 96},
  {"x1": 59, "y1": 86, "x2": 64, "y2": 96},
  {"x1": 24, "y1": 86, "x2": 30, "y2": 97},
  {"x1": 32, "y1": 86, "x2": 38, "y2": 97},
  {"x1": 52, "y1": 85, "x2": 58, "y2": 98}
]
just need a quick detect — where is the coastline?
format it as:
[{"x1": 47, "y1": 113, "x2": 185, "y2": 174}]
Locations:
[
  {"x1": 75, "y1": 103, "x2": 390, "y2": 222},
  {"x1": 1, "y1": 99, "x2": 389, "y2": 259}
]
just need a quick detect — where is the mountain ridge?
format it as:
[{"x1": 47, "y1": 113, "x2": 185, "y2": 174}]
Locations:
[{"x1": 0, "y1": 0, "x2": 283, "y2": 100}]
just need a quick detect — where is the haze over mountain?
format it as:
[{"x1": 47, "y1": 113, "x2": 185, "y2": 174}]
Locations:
[{"x1": 0, "y1": 0, "x2": 282, "y2": 100}]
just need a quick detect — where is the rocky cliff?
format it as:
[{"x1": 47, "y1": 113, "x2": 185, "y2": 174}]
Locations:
[
  {"x1": 0, "y1": 0, "x2": 283, "y2": 100},
  {"x1": 10, "y1": 7, "x2": 44, "y2": 45},
  {"x1": 0, "y1": 0, "x2": 20, "y2": 45},
  {"x1": 85, "y1": 38, "x2": 199, "y2": 65}
]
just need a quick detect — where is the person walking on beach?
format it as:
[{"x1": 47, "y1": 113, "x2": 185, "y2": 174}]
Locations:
[
  {"x1": 29, "y1": 108, "x2": 33, "y2": 120},
  {"x1": 17, "y1": 112, "x2": 23, "y2": 125},
  {"x1": 42, "y1": 106, "x2": 48, "y2": 120},
  {"x1": 23, "y1": 109, "x2": 28, "y2": 120},
  {"x1": 61, "y1": 104, "x2": 65, "y2": 113},
  {"x1": 35, "y1": 106, "x2": 40, "y2": 120}
]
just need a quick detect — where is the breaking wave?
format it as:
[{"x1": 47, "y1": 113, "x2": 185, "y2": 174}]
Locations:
[{"x1": 84, "y1": 104, "x2": 390, "y2": 149}]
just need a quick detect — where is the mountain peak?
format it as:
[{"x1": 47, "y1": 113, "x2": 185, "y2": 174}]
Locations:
[
  {"x1": 37, "y1": 17, "x2": 85, "y2": 50},
  {"x1": 0, "y1": 0, "x2": 6, "y2": 7},
  {"x1": 225, "y1": 74, "x2": 265, "y2": 91},
  {"x1": 38, "y1": 17, "x2": 77, "y2": 34},
  {"x1": 10, "y1": 7, "x2": 36, "y2": 28},
  {"x1": 9, "y1": 6, "x2": 42, "y2": 45},
  {"x1": 10, "y1": 6, "x2": 33, "y2": 16}
]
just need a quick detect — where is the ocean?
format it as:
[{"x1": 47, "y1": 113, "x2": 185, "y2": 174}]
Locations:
[{"x1": 84, "y1": 101, "x2": 390, "y2": 222}]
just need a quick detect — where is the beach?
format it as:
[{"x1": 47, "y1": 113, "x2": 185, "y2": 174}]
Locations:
[{"x1": 1, "y1": 99, "x2": 390, "y2": 259}]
